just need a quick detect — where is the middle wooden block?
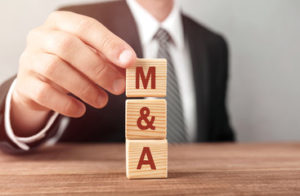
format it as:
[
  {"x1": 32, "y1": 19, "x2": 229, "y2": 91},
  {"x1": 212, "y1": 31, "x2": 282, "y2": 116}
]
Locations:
[{"x1": 126, "y1": 99, "x2": 167, "y2": 140}]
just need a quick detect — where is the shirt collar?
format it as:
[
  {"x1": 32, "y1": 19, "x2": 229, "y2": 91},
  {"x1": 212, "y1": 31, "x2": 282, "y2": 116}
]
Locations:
[{"x1": 126, "y1": 0, "x2": 184, "y2": 49}]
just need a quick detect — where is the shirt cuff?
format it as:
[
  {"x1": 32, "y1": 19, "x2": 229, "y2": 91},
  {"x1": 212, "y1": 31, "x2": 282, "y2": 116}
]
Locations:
[{"x1": 4, "y1": 79, "x2": 59, "y2": 151}]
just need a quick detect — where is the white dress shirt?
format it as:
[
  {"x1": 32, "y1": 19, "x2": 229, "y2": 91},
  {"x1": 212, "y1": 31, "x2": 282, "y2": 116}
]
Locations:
[{"x1": 4, "y1": 0, "x2": 197, "y2": 150}]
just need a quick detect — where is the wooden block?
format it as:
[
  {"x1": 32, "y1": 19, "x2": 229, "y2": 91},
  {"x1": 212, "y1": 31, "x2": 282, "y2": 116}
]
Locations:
[
  {"x1": 126, "y1": 58, "x2": 167, "y2": 97},
  {"x1": 126, "y1": 139, "x2": 168, "y2": 179},
  {"x1": 126, "y1": 99, "x2": 166, "y2": 140}
]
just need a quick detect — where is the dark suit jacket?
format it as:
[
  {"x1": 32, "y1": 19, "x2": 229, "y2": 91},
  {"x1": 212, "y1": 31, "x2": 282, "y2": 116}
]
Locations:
[{"x1": 0, "y1": 1, "x2": 234, "y2": 152}]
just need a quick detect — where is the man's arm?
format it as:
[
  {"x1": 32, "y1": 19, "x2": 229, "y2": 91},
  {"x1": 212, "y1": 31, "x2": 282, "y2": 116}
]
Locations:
[{"x1": 0, "y1": 76, "x2": 61, "y2": 153}]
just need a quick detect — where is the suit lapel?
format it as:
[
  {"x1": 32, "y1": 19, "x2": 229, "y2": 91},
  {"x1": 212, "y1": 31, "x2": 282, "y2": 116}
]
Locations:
[{"x1": 182, "y1": 15, "x2": 210, "y2": 142}]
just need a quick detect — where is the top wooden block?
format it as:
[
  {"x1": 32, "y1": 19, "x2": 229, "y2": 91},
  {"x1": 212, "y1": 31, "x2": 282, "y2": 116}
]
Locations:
[{"x1": 126, "y1": 58, "x2": 167, "y2": 97}]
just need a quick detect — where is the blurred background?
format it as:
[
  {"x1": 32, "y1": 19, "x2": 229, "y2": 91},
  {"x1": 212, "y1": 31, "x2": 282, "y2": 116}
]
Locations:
[{"x1": 0, "y1": 0, "x2": 299, "y2": 142}]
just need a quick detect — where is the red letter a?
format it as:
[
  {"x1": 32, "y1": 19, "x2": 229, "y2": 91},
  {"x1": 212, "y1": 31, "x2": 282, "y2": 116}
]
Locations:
[
  {"x1": 137, "y1": 147, "x2": 156, "y2": 170},
  {"x1": 136, "y1": 67, "x2": 156, "y2": 89}
]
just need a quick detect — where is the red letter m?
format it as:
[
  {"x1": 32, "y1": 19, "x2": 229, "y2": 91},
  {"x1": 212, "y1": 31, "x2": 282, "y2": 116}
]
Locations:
[{"x1": 136, "y1": 67, "x2": 156, "y2": 89}]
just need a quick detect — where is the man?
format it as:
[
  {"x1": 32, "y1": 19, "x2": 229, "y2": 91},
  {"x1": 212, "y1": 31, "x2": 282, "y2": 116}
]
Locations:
[{"x1": 0, "y1": 0, "x2": 234, "y2": 153}]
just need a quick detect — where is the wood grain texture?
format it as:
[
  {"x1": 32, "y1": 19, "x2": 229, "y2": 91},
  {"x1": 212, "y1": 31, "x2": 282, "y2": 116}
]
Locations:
[
  {"x1": 126, "y1": 58, "x2": 167, "y2": 97},
  {"x1": 126, "y1": 99, "x2": 166, "y2": 139},
  {"x1": 126, "y1": 139, "x2": 168, "y2": 179},
  {"x1": 1, "y1": 143, "x2": 300, "y2": 195}
]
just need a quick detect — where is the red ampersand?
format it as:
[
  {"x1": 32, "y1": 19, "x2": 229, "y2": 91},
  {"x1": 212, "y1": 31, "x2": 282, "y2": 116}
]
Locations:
[{"x1": 137, "y1": 107, "x2": 155, "y2": 130}]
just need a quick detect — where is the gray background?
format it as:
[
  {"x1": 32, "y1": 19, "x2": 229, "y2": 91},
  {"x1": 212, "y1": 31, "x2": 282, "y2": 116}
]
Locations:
[{"x1": 1, "y1": 0, "x2": 299, "y2": 142}]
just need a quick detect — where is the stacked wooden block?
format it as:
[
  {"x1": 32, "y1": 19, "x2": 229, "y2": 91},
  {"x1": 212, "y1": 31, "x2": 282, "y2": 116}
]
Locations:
[{"x1": 125, "y1": 59, "x2": 168, "y2": 179}]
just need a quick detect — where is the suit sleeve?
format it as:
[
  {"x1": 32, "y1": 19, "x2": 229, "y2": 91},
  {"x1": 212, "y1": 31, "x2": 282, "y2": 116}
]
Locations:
[
  {"x1": 209, "y1": 36, "x2": 235, "y2": 141},
  {"x1": 0, "y1": 76, "x2": 63, "y2": 154}
]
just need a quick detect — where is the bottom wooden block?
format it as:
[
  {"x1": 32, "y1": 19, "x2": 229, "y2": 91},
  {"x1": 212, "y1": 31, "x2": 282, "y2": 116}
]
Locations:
[{"x1": 126, "y1": 139, "x2": 168, "y2": 179}]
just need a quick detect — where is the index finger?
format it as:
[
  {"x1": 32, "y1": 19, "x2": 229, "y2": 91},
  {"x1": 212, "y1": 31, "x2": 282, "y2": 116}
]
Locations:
[{"x1": 45, "y1": 11, "x2": 136, "y2": 68}]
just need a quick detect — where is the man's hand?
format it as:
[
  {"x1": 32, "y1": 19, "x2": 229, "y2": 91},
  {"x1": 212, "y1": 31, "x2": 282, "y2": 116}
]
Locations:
[{"x1": 10, "y1": 11, "x2": 136, "y2": 136}]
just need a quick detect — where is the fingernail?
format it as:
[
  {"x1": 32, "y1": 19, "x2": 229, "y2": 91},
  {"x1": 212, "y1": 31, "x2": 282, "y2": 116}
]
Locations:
[
  {"x1": 113, "y1": 78, "x2": 125, "y2": 94},
  {"x1": 119, "y1": 50, "x2": 134, "y2": 67}
]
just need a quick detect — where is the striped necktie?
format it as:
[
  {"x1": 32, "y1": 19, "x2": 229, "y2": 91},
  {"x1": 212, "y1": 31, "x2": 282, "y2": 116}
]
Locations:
[{"x1": 154, "y1": 28, "x2": 187, "y2": 143}]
